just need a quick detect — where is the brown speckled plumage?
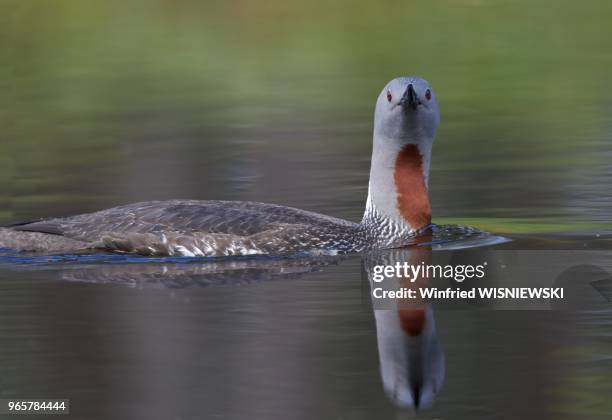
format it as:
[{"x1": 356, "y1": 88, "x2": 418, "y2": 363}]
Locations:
[{"x1": 1, "y1": 200, "x2": 369, "y2": 256}]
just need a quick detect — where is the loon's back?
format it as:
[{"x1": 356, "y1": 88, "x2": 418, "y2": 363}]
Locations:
[{"x1": 2, "y1": 200, "x2": 361, "y2": 256}]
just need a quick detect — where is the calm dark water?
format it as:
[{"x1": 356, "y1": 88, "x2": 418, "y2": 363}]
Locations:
[
  {"x1": 1, "y1": 247, "x2": 612, "y2": 420},
  {"x1": 2, "y1": 0, "x2": 612, "y2": 419}
]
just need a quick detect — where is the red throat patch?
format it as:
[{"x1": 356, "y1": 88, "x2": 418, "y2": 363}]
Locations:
[
  {"x1": 397, "y1": 309, "x2": 426, "y2": 336},
  {"x1": 393, "y1": 144, "x2": 431, "y2": 229}
]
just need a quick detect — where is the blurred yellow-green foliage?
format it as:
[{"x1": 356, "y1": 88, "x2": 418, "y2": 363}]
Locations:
[{"x1": 1, "y1": 0, "x2": 611, "y2": 232}]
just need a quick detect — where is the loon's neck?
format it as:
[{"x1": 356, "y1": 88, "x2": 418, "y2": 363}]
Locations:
[{"x1": 361, "y1": 138, "x2": 432, "y2": 245}]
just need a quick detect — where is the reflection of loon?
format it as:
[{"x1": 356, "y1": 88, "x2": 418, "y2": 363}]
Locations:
[
  {"x1": 374, "y1": 306, "x2": 444, "y2": 409},
  {"x1": 55, "y1": 256, "x2": 343, "y2": 287},
  {"x1": 365, "y1": 248, "x2": 445, "y2": 410},
  {"x1": 0, "y1": 77, "x2": 440, "y2": 256}
]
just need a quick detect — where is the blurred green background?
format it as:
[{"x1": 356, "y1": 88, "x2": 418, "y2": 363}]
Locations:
[{"x1": 2, "y1": 0, "x2": 611, "y2": 233}]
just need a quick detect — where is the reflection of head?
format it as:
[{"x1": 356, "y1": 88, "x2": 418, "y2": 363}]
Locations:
[
  {"x1": 374, "y1": 305, "x2": 445, "y2": 409},
  {"x1": 364, "y1": 247, "x2": 444, "y2": 410}
]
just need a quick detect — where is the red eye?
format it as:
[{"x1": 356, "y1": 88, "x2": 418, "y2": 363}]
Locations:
[
  {"x1": 425, "y1": 89, "x2": 432, "y2": 101},
  {"x1": 386, "y1": 91, "x2": 392, "y2": 102}
]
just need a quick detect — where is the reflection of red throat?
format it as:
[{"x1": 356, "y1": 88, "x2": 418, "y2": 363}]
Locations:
[
  {"x1": 398, "y1": 309, "x2": 426, "y2": 336},
  {"x1": 394, "y1": 144, "x2": 431, "y2": 229}
]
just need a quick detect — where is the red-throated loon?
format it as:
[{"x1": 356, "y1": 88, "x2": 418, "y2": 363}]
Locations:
[{"x1": 0, "y1": 77, "x2": 440, "y2": 257}]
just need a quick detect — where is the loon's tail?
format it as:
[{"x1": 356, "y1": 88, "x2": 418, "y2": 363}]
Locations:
[{"x1": 0, "y1": 228, "x2": 88, "y2": 254}]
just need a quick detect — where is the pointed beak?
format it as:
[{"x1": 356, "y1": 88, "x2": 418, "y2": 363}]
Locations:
[
  {"x1": 411, "y1": 378, "x2": 422, "y2": 410},
  {"x1": 400, "y1": 83, "x2": 419, "y2": 110}
]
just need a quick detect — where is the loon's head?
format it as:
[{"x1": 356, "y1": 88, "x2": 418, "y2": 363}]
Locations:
[
  {"x1": 364, "y1": 77, "x2": 440, "y2": 238},
  {"x1": 373, "y1": 77, "x2": 440, "y2": 143}
]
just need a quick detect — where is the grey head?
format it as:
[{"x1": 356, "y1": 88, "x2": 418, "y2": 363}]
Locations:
[{"x1": 374, "y1": 76, "x2": 440, "y2": 143}]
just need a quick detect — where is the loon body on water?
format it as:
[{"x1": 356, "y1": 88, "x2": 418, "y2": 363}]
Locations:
[{"x1": 0, "y1": 77, "x2": 440, "y2": 257}]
